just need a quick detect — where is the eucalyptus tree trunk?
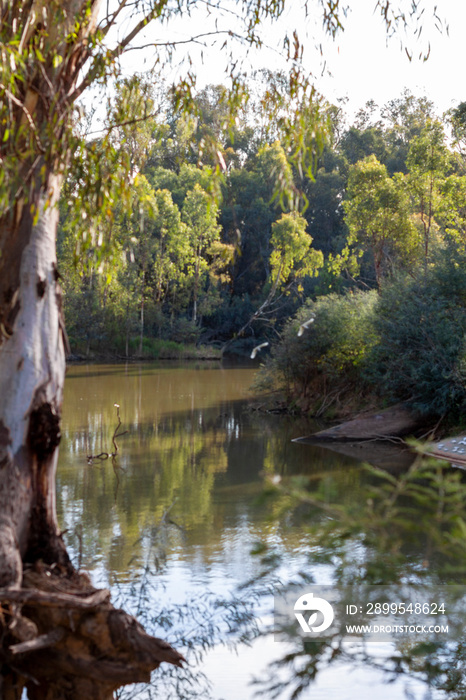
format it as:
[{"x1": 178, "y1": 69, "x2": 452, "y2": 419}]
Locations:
[
  {"x1": 0, "y1": 163, "x2": 183, "y2": 700},
  {"x1": 0, "y1": 173, "x2": 67, "y2": 584},
  {"x1": 0, "y1": 1, "x2": 183, "y2": 696}
]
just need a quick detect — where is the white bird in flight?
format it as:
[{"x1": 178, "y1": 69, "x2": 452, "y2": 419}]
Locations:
[
  {"x1": 297, "y1": 316, "x2": 315, "y2": 337},
  {"x1": 250, "y1": 342, "x2": 269, "y2": 359}
]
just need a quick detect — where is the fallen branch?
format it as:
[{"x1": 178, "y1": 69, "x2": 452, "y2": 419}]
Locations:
[{"x1": 87, "y1": 403, "x2": 128, "y2": 464}]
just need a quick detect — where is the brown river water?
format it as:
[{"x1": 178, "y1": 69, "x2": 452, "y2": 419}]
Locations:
[{"x1": 56, "y1": 362, "x2": 446, "y2": 700}]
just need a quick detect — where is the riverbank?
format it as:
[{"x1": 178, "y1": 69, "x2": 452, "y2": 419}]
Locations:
[
  {"x1": 253, "y1": 263, "x2": 466, "y2": 435},
  {"x1": 66, "y1": 339, "x2": 222, "y2": 362}
]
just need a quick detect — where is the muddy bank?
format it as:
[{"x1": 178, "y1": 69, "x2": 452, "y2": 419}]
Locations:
[{"x1": 295, "y1": 405, "x2": 426, "y2": 442}]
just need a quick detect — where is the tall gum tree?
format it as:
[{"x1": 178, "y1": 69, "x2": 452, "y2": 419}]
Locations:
[
  {"x1": 0, "y1": 1, "x2": 192, "y2": 696},
  {"x1": 0, "y1": 0, "x2": 443, "y2": 696}
]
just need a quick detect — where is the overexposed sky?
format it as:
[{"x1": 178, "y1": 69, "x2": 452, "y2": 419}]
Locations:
[
  {"x1": 114, "y1": 1, "x2": 465, "y2": 122},
  {"x1": 311, "y1": 0, "x2": 466, "y2": 118}
]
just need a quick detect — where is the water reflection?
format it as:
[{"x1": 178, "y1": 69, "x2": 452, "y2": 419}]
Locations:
[
  {"x1": 57, "y1": 363, "x2": 361, "y2": 581},
  {"x1": 56, "y1": 363, "x2": 451, "y2": 700}
]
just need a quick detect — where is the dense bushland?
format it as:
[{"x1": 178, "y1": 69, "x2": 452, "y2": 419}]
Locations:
[
  {"x1": 256, "y1": 290, "x2": 379, "y2": 415},
  {"x1": 259, "y1": 254, "x2": 466, "y2": 420},
  {"x1": 367, "y1": 254, "x2": 466, "y2": 419},
  {"x1": 58, "y1": 86, "x2": 435, "y2": 354},
  {"x1": 60, "y1": 82, "x2": 466, "y2": 422}
]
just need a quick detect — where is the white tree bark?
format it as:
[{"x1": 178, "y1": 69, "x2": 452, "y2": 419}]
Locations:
[
  {"x1": 0, "y1": 1, "x2": 187, "y2": 693},
  {"x1": 0, "y1": 174, "x2": 65, "y2": 585}
]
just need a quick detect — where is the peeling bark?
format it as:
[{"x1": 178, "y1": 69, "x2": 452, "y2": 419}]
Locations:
[
  {"x1": 0, "y1": 175, "x2": 66, "y2": 566},
  {"x1": 0, "y1": 185, "x2": 185, "y2": 697},
  {"x1": 0, "y1": 1, "x2": 185, "y2": 695}
]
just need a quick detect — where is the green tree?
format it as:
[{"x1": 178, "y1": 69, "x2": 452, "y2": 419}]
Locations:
[
  {"x1": 340, "y1": 101, "x2": 388, "y2": 167},
  {"x1": 344, "y1": 155, "x2": 420, "y2": 288},
  {"x1": 301, "y1": 147, "x2": 347, "y2": 261},
  {"x1": 222, "y1": 140, "x2": 294, "y2": 303},
  {"x1": 448, "y1": 101, "x2": 466, "y2": 167},
  {"x1": 437, "y1": 174, "x2": 466, "y2": 249},
  {"x1": 151, "y1": 188, "x2": 190, "y2": 307},
  {"x1": 269, "y1": 211, "x2": 323, "y2": 288},
  {"x1": 108, "y1": 75, "x2": 161, "y2": 170},
  {"x1": 381, "y1": 89, "x2": 436, "y2": 173},
  {"x1": 232, "y1": 211, "x2": 323, "y2": 340},
  {"x1": 182, "y1": 184, "x2": 223, "y2": 322},
  {"x1": 406, "y1": 120, "x2": 450, "y2": 263},
  {"x1": 147, "y1": 162, "x2": 212, "y2": 208}
]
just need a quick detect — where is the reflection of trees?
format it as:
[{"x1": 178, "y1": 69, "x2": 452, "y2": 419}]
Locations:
[
  {"x1": 252, "y1": 458, "x2": 466, "y2": 699},
  {"x1": 58, "y1": 407, "x2": 231, "y2": 577},
  {"x1": 57, "y1": 402, "x2": 387, "y2": 585},
  {"x1": 56, "y1": 365, "x2": 375, "y2": 583},
  {"x1": 55, "y1": 365, "x2": 466, "y2": 699}
]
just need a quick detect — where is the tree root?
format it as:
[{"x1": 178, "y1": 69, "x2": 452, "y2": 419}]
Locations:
[{"x1": 1, "y1": 563, "x2": 185, "y2": 699}]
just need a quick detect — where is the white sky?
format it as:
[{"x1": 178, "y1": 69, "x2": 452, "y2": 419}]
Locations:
[
  {"x1": 112, "y1": 0, "x2": 466, "y2": 123},
  {"x1": 311, "y1": 0, "x2": 466, "y2": 118}
]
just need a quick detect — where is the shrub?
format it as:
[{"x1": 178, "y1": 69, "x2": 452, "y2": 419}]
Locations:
[
  {"x1": 260, "y1": 289, "x2": 379, "y2": 413},
  {"x1": 365, "y1": 259, "x2": 466, "y2": 418},
  {"x1": 259, "y1": 252, "x2": 466, "y2": 422}
]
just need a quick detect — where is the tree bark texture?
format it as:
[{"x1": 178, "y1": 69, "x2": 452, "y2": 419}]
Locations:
[
  {"x1": 0, "y1": 175, "x2": 184, "y2": 699},
  {"x1": 0, "y1": 176, "x2": 66, "y2": 581},
  {"x1": 0, "y1": 1, "x2": 184, "y2": 695}
]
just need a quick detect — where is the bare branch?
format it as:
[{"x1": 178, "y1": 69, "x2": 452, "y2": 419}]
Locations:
[
  {"x1": 85, "y1": 109, "x2": 161, "y2": 137},
  {"x1": 87, "y1": 403, "x2": 127, "y2": 463},
  {"x1": 10, "y1": 628, "x2": 66, "y2": 656},
  {"x1": 122, "y1": 28, "x2": 237, "y2": 52},
  {"x1": 0, "y1": 587, "x2": 111, "y2": 609},
  {"x1": 99, "y1": 0, "x2": 133, "y2": 37},
  {"x1": 70, "y1": 5, "x2": 166, "y2": 103}
]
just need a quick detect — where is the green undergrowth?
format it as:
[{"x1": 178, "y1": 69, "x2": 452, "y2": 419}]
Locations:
[
  {"x1": 254, "y1": 288, "x2": 379, "y2": 416},
  {"x1": 67, "y1": 335, "x2": 222, "y2": 360},
  {"x1": 258, "y1": 251, "x2": 466, "y2": 424}
]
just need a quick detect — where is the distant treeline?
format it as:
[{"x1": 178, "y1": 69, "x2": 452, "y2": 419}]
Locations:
[{"x1": 59, "y1": 78, "x2": 466, "y2": 419}]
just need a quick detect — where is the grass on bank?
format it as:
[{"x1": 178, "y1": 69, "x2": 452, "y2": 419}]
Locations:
[{"x1": 67, "y1": 334, "x2": 222, "y2": 360}]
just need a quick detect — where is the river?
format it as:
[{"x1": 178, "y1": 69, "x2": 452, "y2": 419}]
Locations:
[{"x1": 56, "y1": 362, "x2": 450, "y2": 700}]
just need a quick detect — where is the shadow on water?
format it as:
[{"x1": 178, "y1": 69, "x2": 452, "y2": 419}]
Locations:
[{"x1": 294, "y1": 437, "x2": 416, "y2": 472}]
